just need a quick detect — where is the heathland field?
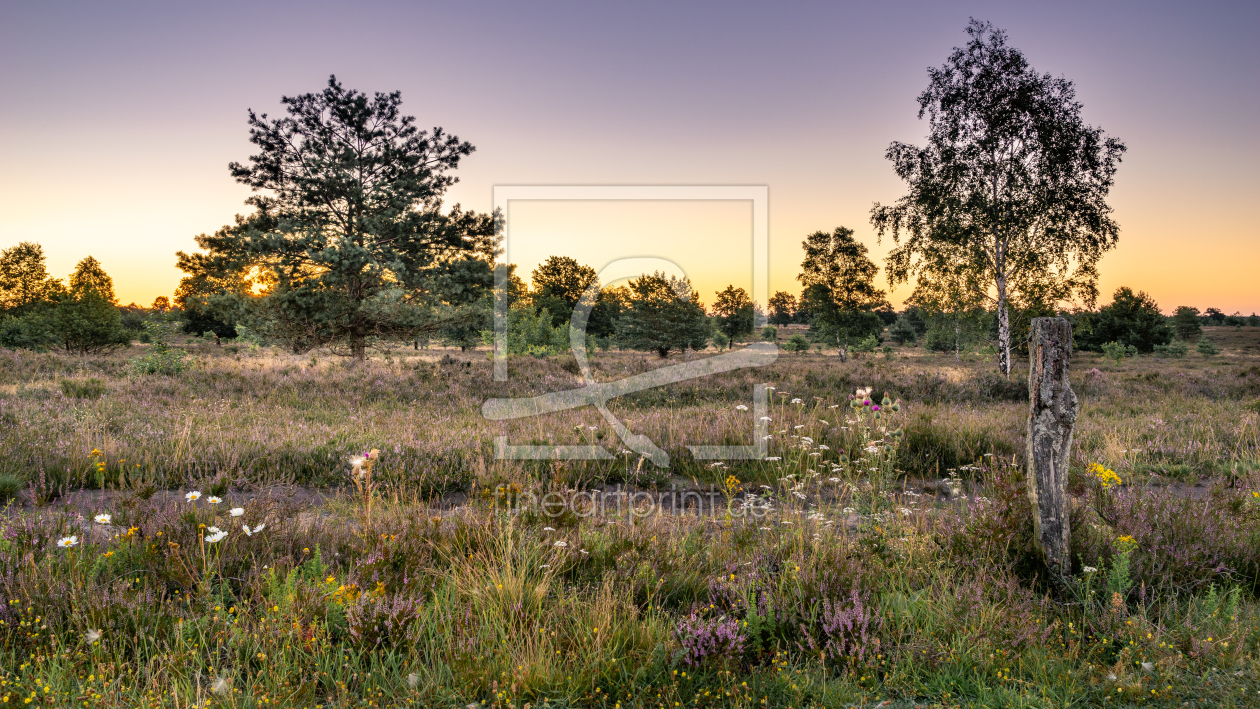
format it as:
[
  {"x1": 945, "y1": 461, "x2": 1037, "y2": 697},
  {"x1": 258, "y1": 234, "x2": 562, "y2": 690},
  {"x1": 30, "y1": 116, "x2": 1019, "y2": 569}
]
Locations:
[{"x1": 0, "y1": 326, "x2": 1258, "y2": 707}]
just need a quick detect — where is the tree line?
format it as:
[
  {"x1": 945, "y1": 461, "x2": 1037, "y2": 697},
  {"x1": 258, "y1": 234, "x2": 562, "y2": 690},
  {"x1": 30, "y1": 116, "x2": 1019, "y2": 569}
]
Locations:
[{"x1": 3, "y1": 21, "x2": 1256, "y2": 368}]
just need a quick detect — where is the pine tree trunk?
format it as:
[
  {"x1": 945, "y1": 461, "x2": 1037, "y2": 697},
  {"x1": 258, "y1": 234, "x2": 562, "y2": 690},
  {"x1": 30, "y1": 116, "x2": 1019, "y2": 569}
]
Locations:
[
  {"x1": 351, "y1": 334, "x2": 366, "y2": 362},
  {"x1": 1026, "y1": 317, "x2": 1078, "y2": 582}
]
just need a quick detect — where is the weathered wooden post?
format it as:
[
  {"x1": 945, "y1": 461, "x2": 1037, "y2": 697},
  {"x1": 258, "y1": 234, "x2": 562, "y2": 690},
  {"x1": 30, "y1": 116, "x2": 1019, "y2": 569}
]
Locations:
[{"x1": 1026, "y1": 317, "x2": 1078, "y2": 580}]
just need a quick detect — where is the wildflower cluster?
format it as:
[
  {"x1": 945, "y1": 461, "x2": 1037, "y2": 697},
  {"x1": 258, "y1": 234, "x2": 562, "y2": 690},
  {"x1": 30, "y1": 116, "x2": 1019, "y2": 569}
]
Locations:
[{"x1": 1089, "y1": 462, "x2": 1122, "y2": 489}]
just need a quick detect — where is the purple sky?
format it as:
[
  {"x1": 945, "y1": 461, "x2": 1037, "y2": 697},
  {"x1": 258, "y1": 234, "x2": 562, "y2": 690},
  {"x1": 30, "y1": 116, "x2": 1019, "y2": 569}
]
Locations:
[{"x1": 2, "y1": 0, "x2": 1257, "y2": 312}]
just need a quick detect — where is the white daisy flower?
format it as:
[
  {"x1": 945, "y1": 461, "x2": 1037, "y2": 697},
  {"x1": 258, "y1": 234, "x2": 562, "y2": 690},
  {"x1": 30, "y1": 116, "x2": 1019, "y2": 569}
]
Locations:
[
  {"x1": 57, "y1": 536, "x2": 79, "y2": 548},
  {"x1": 93, "y1": 513, "x2": 112, "y2": 525},
  {"x1": 242, "y1": 524, "x2": 265, "y2": 536},
  {"x1": 185, "y1": 491, "x2": 202, "y2": 501},
  {"x1": 205, "y1": 530, "x2": 228, "y2": 543},
  {"x1": 206, "y1": 496, "x2": 222, "y2": 505}
]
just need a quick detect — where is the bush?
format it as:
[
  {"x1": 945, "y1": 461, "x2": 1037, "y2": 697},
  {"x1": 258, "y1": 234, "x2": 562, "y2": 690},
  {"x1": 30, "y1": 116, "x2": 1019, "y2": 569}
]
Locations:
[
  {"x1": 888, "y1": 316, "x2": 918, "y2": 345},
  {"x1": 1153, "y1": 340, "x2": 1189, "y2": 358},
  {"x1": 1100, "y1": 341, "x2": 1137, "y2": 364},
  {"x1": 59, "y1": 378, "x2": 106, "y2": 399},
  {"x1": 851, "y1": 334, "x2": 879, "y2": 354},
  {"x1": 128, "y1": 323, "x2": 190, "y2": 375},
  {"x1": 783, "y1": 333, "x2": 809, "y2": 354},
  {"x1": 759, "y1": 325, "x2": 778, "y2": 342},
  {"x1": 1077, "y1": 287, "x2": 1172, "y2": 353},
  {"x1": 1196, "y1": 339, "x2": 1220, "y2": 357}
]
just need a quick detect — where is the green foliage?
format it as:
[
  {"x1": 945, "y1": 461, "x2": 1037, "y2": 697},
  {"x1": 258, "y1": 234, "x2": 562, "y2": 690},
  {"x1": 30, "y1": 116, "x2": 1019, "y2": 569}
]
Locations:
[
  {"x1": 759, "y1": 325, "x2": 778, "y2": 342},
  {"x1": 1100, "y1": 340, "x2": 1138, "y2": 364},
  {"x1": 186, "y1": 76, "x2": 495, "y2": 360},
  {"x1": 0, "y1": 308, "x2": 59, "y2": 350},
  {"x1": 52, "y1": 289, "x2": 131, "y2": 354},
  {"x1": 1153, "y1": 339, "x2": 1189, "y2": 358},
  {"x1": 0, "y1": 242, "x2": 65, "y2": 314},
  {"x1": 783, "y1": 333, "x2": 810, "y2": 354},
  {"x1": 59, "y1": 378, "x2": 106, "y2": 399},
  {"x1": 128, "y1": 322, "x2": 191, "y2": 375},
  {"x1": 873, "y1": 20, "x2": 1126, "y2": 375},
  {"x1": 767, "y1": 291, "x2": 796, "y2": 325},
  {"x1": 710, "y1": 330, "x2": 729, "y2": 350},
  {"x1": 887, "y1": 316, "x2": 918, "y2": 345},
  {"x1": 711, "y1": 285, "x2": 755, "y2": 344},
  {"x1": 1172, "y1": 306, "x2": 1203, "y2": 341},
  {"x1": 1077, "y1": 287, "x2": 1171, "y2": 353},
  {"x1": 796, "y1": 226, "x2": 888, "y2": 357},
  {"x1": 851, "y1": 334, "x2": 879, "y2": 354},
  {"x1": 615, "y1": 272, "x2": 709, "y2": 358},
  {"x1": 1196, "y1": 338, "x2": 1221, "y2": 357},
  {"x1": 487, "y1": 303, "x2": 573, "y2": 357}
]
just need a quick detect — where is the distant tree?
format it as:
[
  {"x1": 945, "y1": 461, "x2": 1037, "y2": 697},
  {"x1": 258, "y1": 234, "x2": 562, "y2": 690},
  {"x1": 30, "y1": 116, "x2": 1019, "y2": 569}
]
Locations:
[
  {"x1": 1171, "y1": 306, "x2": 1202, "y2": 341},
  {"x1": 174, "y1": 241, "x2": 248, "y2": 340},
  {"x1": 796, "y1": 227, "x2": 888, "y2": 360},
  {"x1": 1248, "y1": 313, "x2": 1260, "y2": 328},
  {"x1": 53, "y1": 258, "x2": 131, "y2": 354},
  {"x1": 1077, "y1": 287, "x2": 1171, "y2": 353},
  {"x1": 888, "y1": 317, "x2": 918, "y2": 346},
  {"x1": 905, "y1": 256, "x2": 989, "y2": 360},
  {"x1": 191, "y1": 75, "x2": 491, "y2": 361},
  {"x1": 151, "y1": 296, "x2": 171, "y2": 313},
  {"x1": 872, "y1": 20, "x2": 1126, "y2": 376},
  {"x1": 760, "y1": 324, "x2": 779, "y2": 342},
  {"x1": 1202, "y1": 308, "x2": 1226, "y2": 326},
  {"x1": 68, "y1": 256, "x2": 117, "y2": 304},
  {"x1": 0, "y1": 242, "x2": 65, "y2": 314},
  {"x1": 616, "y1": 272, "x2": 709, "y2": 358},
  {"x1": 586, "y1": 287, "x2": 628, "y2": 339},
  {"x1": 531, "y1": 257, "x2": 597, "y2": 309},
  {"x1": 711, "y1": 285, "x2": 755, "y2": 347},
  {"x1": 768, "y1": 291, "x2": 797, "y2": 325}
]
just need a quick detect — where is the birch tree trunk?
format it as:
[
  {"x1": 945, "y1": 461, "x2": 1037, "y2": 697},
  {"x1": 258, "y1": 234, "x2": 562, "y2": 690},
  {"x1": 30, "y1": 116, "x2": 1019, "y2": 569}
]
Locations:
[{"x1": 1026, "y1": 317, "x2": 1078, "y2": 581}]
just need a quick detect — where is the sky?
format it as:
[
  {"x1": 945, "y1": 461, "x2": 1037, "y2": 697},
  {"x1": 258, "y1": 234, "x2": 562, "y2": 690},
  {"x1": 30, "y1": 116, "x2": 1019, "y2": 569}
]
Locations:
[{"x1": 1, "y1": 0, "x2": 1257, "y2": 314}]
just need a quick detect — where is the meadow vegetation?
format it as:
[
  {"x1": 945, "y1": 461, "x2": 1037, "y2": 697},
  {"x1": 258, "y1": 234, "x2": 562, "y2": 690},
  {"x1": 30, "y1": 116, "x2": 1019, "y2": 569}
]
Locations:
[{"x1": 1, "y1": 327, "x2": 1259, "y2": 707}]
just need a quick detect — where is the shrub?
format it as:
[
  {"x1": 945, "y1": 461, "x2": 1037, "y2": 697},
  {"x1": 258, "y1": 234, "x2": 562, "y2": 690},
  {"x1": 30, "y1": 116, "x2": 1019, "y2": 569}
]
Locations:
[
  {"x1": 759, "y1": 325, "x2": 778, "y2": 342},
  {"x1": 1100, "y1": 340, "x2": 1137, "y2": 364},
  {"x1": 851, "y1": 334, "x2": 879, "y2": 354},
  {"x1": 1153, "y1": 339, "x2": 1189, "y2": 358},
  {"x1": 888, "y1": 315, "x2": 918, "y2": 345},
  {"x1": 783, "y1": 333, "x2": 810, "y2": 354},
  {"x1": 128, "y1": 323, "x2": 190, "y2": 375},
  {"x1": 58, "y1": 377, "x2": 106, "y2": 399},
  {"x1": 1196, "y1": 339, "x2": 1220, "y2": 357}
]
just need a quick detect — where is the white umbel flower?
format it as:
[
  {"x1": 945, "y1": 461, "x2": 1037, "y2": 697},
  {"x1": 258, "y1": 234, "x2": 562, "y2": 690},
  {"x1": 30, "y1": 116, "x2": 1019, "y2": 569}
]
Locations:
[{"x1": 229, "y1": 508, "x2": 245, "y2": 517}]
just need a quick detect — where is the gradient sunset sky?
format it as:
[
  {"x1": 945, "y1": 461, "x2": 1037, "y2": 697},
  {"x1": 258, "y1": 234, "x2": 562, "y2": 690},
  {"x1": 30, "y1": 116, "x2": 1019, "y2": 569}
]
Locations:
[{"x1": 2, "y1": 0, "x2": 1256, "y2": 313}]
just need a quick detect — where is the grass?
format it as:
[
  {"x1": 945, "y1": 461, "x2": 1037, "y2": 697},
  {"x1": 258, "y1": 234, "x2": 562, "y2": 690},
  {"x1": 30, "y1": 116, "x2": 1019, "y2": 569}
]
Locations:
[{"x1": 0, "y1": 325, "x2": 1257, "y2": 707}]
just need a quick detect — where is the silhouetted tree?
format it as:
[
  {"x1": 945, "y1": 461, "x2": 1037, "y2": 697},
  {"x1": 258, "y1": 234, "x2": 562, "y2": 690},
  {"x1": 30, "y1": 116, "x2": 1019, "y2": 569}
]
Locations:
[
  {"x1": 616, "y1": 272, "x2": 708, "y2": 358},
  {"x1": 872, "y1": 19, "x2": 1126, "y2": 375},
  {"x1": 796, "y1": 227, "x2": 887, "y2": 360},
  {"x1": 190, "y1": 75, "x2": 493, "y2": 361},
  {"x1": 712, "y1": 285, "x2": 755, "y2": 347}
]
